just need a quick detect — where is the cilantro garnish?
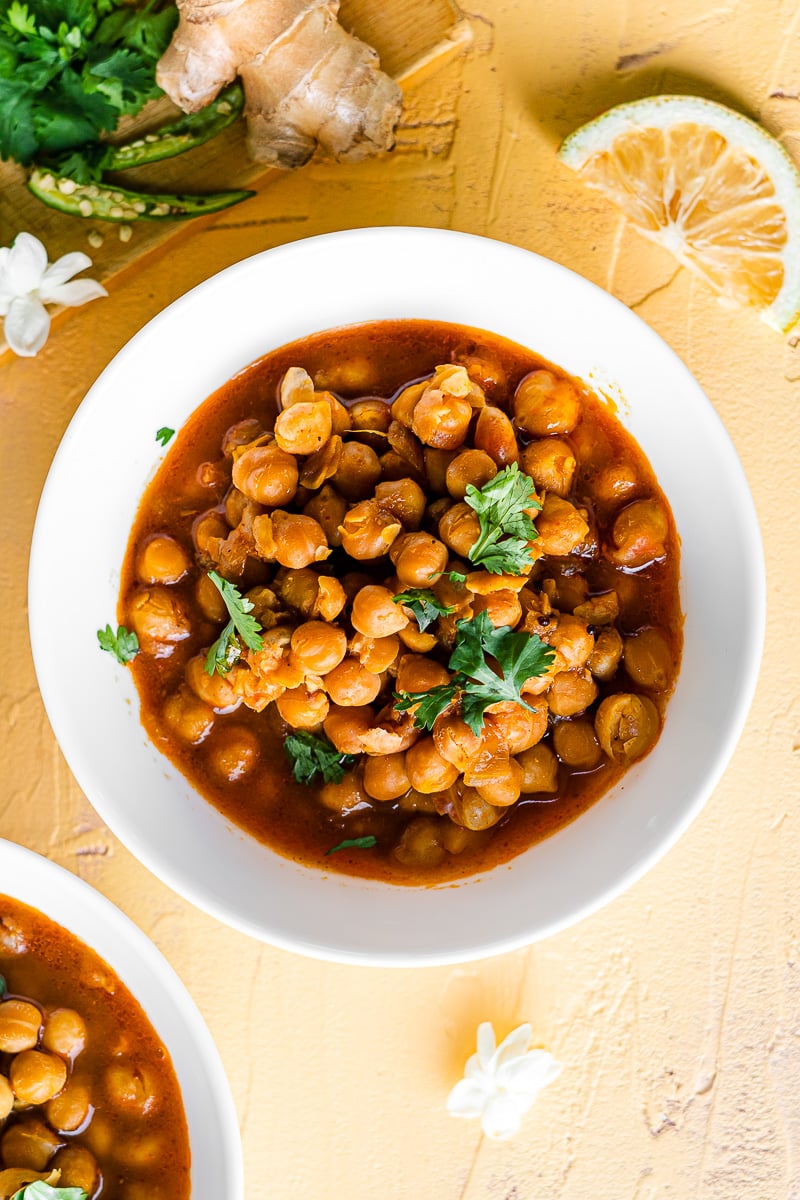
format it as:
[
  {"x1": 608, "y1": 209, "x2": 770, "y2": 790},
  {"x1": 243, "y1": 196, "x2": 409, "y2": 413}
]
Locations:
[
  {"x1": 464, "y1": 463, "x2": 541, "y2": 575},
  {"x1": 447, "y1": 570, "x2": 467, "y2": 583},
  {"x1": 155, "y1": 426, "x2": 175, "y2": 446},
  {"x1": 0, "y1": 0, "x2": 177, "y2": 168},
  {"x1": 325, "y1": 835, "x2": 377, "y2": 856},
  {"x1": 0, "y1": 972, "x2": 6, "y2": 997},
  {"x1": 394, "y1": 610, "x2": 554, "y2": 735},
  {"x1": 284, "y1": 731, "x2": 357, "y2": 786},
  {"x1": 393, "y1": 587, "x2": 454, "y2": 632},
  {"x1": 97, "y1": 623, "x2": 138, "y2": 664},
  {"x1": 12, "y1": 1183, "x2": 88, "y2": 1200},
  {"x1": 204, "y1": 571, "x2": 263, "y2": 677}
]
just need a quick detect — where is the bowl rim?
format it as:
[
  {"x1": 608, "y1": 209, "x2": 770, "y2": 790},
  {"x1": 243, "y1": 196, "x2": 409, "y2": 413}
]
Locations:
[
  {"x1": 0, "y1": 837, "x2": 244, "y2": 1193},
  {"x1": 28, "y1": 226, "x2": 766, "y2": 966}
]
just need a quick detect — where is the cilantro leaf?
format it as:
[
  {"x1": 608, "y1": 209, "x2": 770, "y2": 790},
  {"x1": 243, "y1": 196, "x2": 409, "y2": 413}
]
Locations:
[
  {"x1": 447, "y1": 570, "x2": 467, "y2": 583},
  {"x1": 464, "y1": 463, "x2": 541, "y2": 575},
  {"x1": 325, "y1": 835, "x2": 377, "y2": 856},
  {"x1": 392, "y1": 587, "x2": 454, "y2": 633},
  {"x1": 155, "y1": 426, "x2": 175, "y2": 446},
  {"x1": 393, "y1": 681, "x2": 458, "y2": 731},
  {"x1": 394, "y1": 609, "x2": 555, "y2": 736},
  {"x1": 284, "y1": 731, "x2": 357, "y2": 786},
  {"x1": 0, "y1": 972, "x2": 6, "y2": 997},
  {"x1": 97, "y1": 623, "x2": 138, "y2": 664},
  {"x1": 204, "y1": 572, "x2": 263, "y2": 677},
  {"x1": 12, "y1": 1183, "x2": 88, "y2": 1200}
]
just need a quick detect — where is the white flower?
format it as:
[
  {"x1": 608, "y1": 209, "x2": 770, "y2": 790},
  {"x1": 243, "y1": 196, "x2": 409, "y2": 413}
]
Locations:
[
  {"x1": 0, "y1": 232, "x2": 107, "y2": 357},
  {"x1": 446, "y1": 1022, "x2": 562, "y2": 1140}
]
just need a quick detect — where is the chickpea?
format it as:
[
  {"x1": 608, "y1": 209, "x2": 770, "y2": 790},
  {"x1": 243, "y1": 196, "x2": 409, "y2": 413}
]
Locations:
[
  {"x1": 395, "y1": 653, "x2": 451, "y2": 696},
  {"x1": 42, "y1": 1008, "x2": 86, "y2": 1061},
  {"x1": 405, "y1": 738, "x2": 460, "y2": 793},
  {"x1": 290, "y1": 621, "x2": 348, "y2": 676},
  {"x1": 46, "y1": 1076, "x2": 91, "y2": 1132},
  {"x1": 553, "y1": 720, "x2": 602, "y2": 770},
  {"x1": 208, "y1": 727, "x2": 260, "y2": 782},
  {"x1": 136, "y1": 534, "x2": 190, "y2": 585},
  {"x1": 324, "y1": 658, "x2": 382, "y2": 707},
  {"x1": 360, "y1": 706, "x2": 421, "y2": 755},
  {"x1": 231, "y1": 444, "x2": 298, "y2": 506},
  {"x1": 106, "y1": 1060, "x2": 156, "y2": 1115},
  {"x1": 302, "y1": 484, "x2": 347, "y2": 547},
  {"x1": 521, "y1": 438, "x2": 576, "y2": 497},
  {"x1": 51, "y1": 1145, "x2": 100, "y2": 1194},
  {"x1": 319, "y1": 769, "x2": 367, "y2": 815},
  {"x1": 192, "y1": 508, "x2": 228, "y2": 554},
  {"x1": 392, "y1": 532, "x2": 449, "y2": 588},
  {"x1": 471, "y1": 589, "x2": 522, "y2": 629},
  {"x1": 274, "y1": 399, "x2": 332, "y2": 456},
  {"x1": 350, "y1": 632, "x2": 400, "y2": 674},
  {"x1": 221, "y1": 417, "x2": 263, "y2": 457},
  {"x1": 0, "y1": 998, "x2": 41, "y2": 1052},
  {"x1": 595, "y1": 693, "x2": 660, "y2": 764},
  {"x1": 194, "y1": 571, "x2": 227, "y2": 623},
  {"x1": 445, "y1": 449, "x2": 497, "y2": 499},
  {"x1": 573, "y1": 590, "x2": 620, "y2": 625},
  {"x1": 0, "y1": 1075, "x2": 14, "y2": 1121},
  {"x1": 548, "y1": 670, "x2": 599, "y2": 717},
  {"x1": 411, "y1": 389, "x2": 472, "y2": 449},
  {"x1": 607, "y1": 498, "x2": 668, "y2": 568},
  {"x1": 397, "y1": 789, "x2": 439, "y2": 814},
  {"x1": 299, "y1": 435, "x2": 342, "y2": 490},
  {"x1": 588, "y1": 627, "x2": 624, "y2": 681},
  {"x1": 534, "y1": 494, "x2": 590, "y2": 556},
  {"x1": 351, "y1": 584, "x2": 409, "y2": 638},
  {"x1": 476, "y1": 758, "x2": 524, "y2": 807},
  {"x1": 333, "y1": 441, "x2": 382, "y2": 501},
  {"x1": 339, "y1": 499, "x2": 402, "y2": 560},
  {"x1": 592, "y1": 461, "x2": 638, "y2": 508},
  {"x1": 398, "y1": 624, "x2": 438, "y2": 653},
  {"x1": 279, "y1": 365, "x2": 315, "y2": 407},
  {"x1": 255, "y1": 511, "x2": 330, "y2": 569},
  {"x1": 128, "y1": 586, "x2": 191, "y2": 652},
  {"x1": 391, "y1": 379, "x2": 428, "y2": 426},
  {"x1": 433, "y1": 713, "x2": 482, "y2": 770},
  {"x1": 276, "y1": 684, "x2": 330, "y2": 728},
  {"x1": 186, "y1": 654, "x2": 240, "y2": 711},
  {"x1": 162, "y1": 685, "x2": 215, "y2": 744},
  {"x1": 1, "y1": 1116, "x2": 62, "y2": 1170},
  {"x1": 374, "y1": 479, "x2": 426, "y2": 529},
  {"x1": 394, "y1": 817, "x2": 447, "y2": 867},
  {"x1": 349, "y1": 397, "x2": 392, "y2": 445},
  {"x1": 423, "y1": 447, "x2": 457, "y2": 494},
  {"x1": 545, "y1": 614, "x2": 595, "y2": 672},
  {"x1": 623, "y1": 628, "x2": 673, "y2": 691},
  {"x1": 438, "y1": 502, "x2": 480, "y2": 558},
  {"x1": 484, "y1": 701, "x2": 547, "y2": 754},
  {"x1": 363, "y1": 752, "x2": 411, "y2": 801},
  {"x1": 449, "y1": 786, "x2": 504, "y2": 831},
  {"x1": 517, "y1": 743, "x2": 559, "y2": 793},
  {"x1": 323, "y1": 705, "x2": 374, "y2": 754},
  {"x1": 10, "y1": 1049, "x2": 67, "y2": 1104},
  {"x1": 513, "y1": 369, "x2": 580, "y2": 436},
  {"x1": 474, "y1": 405, "x2": 518, "y2": 466}
]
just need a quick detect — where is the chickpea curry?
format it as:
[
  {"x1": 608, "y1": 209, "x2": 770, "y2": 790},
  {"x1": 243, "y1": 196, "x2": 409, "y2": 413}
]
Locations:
[
  {"x1": 0, "y1": 896, "x2": 190, "y2": 1200},
  {"x1": 117, "y1": 320, "x2": 682, "y2": 884}
]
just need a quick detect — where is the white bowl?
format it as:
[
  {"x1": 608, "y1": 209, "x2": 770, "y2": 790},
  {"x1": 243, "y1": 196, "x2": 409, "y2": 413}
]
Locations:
[
  {"x1": 29, "y1": 227, "x2": 765, "y2": 965},
  {"x1": 0, "y1": 838, "x2": 243, "y2": 1195}
]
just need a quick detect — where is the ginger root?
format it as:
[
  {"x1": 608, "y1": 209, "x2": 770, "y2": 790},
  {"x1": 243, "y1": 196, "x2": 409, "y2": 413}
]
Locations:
[{"x1": 156, "y1": 0, "x2": 403, "y2": 167}]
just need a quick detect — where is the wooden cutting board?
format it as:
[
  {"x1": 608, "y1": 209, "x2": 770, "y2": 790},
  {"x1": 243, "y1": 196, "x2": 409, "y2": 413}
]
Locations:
[{"x1": 0, "y1": 0, "x2": 469, "y2": 334}]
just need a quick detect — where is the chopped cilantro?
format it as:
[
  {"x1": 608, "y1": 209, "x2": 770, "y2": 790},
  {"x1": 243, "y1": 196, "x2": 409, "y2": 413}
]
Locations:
[
  {"x1": 155, "y1": 426, "x2": 175, "y2": 446},
  {"x1": 204, "y1": 572, "x2": 263, "y2": 677},
  {"x1": 12, "y1": 1183, "x2": 88, "y2": 1200},
  {"x1": 284, "y1": 731, "x2": 357, "y2": 786},
  {"x1": 0, "y1": 972, "x2": 6, "y2": 996},
  {"x1": 393, "y1": 587, "x2": 454, "y2": 632},
  {"x1": 325, "y1": 835, "x2": 377, "y2": 856},
  {"x1": 97, "y1": 622, "x2": 138, "y2": 664}
]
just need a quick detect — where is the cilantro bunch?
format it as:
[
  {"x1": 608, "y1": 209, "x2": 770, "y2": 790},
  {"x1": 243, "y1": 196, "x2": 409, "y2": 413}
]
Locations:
[{"x1": 0, "y1": 0, "x2": 177, "y2": 168}]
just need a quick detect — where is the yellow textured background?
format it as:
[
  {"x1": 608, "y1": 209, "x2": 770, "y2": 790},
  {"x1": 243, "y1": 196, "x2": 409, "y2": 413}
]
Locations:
[{"x1": 2, "y1": 1, "x2": 800, "y2": 1196}]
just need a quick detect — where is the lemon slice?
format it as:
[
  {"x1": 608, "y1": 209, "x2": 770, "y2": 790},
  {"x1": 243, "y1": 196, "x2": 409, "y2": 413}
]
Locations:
[{"x1": 558, "y1": 95, "x2": 800, "y2": 331}]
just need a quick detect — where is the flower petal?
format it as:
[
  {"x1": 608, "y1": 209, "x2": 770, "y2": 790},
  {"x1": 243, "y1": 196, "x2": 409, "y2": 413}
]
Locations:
[
  {"x1": 4, "y1": 295, "x2": 51, "y2": 356},
  {"x1": 481, "y1": 1093, "x2": 524, "y2": 1140},
  {"x1": 41, "y1": 251, "x2": 94, "y2": 288},
  {"x1": 496, "y1": 1049, "x2": 563, "y2": 1098},
  {"x1": 38, "y1": 277, "x2": 107, "y2": 307},
  {"x1": 4, "y1": 232, "x2": 47, "y2": 295},
  {"x1": 491, "y1": 1023, "x2": 532, "y2": 1072},
  {"x1": 476, "y1": 1022, "x2": 497, "y2": 1071},
  {"x1": 446, "y1": 1077, "x2": 491, "y2": 1119}
]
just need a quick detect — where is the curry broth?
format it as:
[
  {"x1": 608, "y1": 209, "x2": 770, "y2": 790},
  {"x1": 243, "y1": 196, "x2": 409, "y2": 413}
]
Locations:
[
  {"x1": 120, "y1": 320, "x2": 681, "y2": 884},
  {"x1": 0, "y1": 895, "x2": 190, "y2": 1198}
]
